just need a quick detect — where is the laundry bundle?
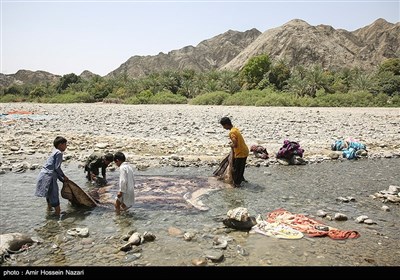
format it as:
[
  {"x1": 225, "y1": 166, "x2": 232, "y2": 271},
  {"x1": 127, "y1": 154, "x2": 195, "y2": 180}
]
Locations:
[
  {"x1": 276, "y1": 140, "x2": 306, "y2": 165},
  {"x1": 250, "y1": 145, "x2": 269, "y2": 159},
  {"x1": 331, "y1": 138, "x2": 367, "y2": 159},
  {"x1": 223, "y1": 207, "x2": 257, "y2": 231}
]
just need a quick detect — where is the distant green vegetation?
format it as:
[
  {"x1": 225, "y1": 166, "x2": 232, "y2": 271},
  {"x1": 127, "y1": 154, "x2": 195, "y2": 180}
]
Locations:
[
  {"x1": 1, "y1": 56, "x2": 399, "y2": 107},
  {"x1": 190, "y1": 91, "x2": 230, "y2": 105}
]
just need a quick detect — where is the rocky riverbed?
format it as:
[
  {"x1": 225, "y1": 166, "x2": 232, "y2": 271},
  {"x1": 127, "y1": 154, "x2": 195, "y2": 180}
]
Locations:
[{"x1": 1, "y1": 103, "x2": 399, "y2": 173}]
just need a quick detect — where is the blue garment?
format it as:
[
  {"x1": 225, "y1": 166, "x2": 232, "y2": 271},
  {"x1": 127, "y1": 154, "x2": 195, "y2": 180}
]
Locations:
[
  {"x1": 331, "y1": 140, "x2": 346, "y2": 151},
  {"x1": 35, "y1": 149, "x2": 65, "y2": 207},
  {"x1": 342, "y1": 147, "x2": 357, "y2": 159},
  {"x1": 331, "y1": 139, "x2": 367, "y2": 160},
  {"x1": 348, "y1": 141, "x2": 366, "y2": 151}
]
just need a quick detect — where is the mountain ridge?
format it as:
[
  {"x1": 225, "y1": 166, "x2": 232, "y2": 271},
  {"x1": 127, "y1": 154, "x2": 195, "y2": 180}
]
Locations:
[{"x1": 1, "y1": 18, "x2": 398, "y2": 87}]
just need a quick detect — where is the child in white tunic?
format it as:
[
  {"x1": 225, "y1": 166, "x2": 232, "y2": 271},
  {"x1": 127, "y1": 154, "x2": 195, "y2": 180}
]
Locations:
[{"x1": 113, "y1": 152, "x2": 135, "y2": 213}]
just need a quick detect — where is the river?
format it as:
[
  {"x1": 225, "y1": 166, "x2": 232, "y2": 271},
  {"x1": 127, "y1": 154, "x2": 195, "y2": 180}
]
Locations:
[{"x1": 1, "y1": 158, "x2": 399, "y2": 266}]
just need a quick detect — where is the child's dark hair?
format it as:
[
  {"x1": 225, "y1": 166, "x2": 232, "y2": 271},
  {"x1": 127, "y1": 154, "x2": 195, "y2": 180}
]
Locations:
[
  {"x1": 53, "y1": 136, "x2": 67, "y2": 148},
  {"x1": 114, "y1": 152, "x2": 126, "y2": 162},
  {"x1": 220, "y1": 117, "x2": 232, "y2": 126},
  {"x1": 104, "y1": 153, "x2": 114, "y2": 162}
]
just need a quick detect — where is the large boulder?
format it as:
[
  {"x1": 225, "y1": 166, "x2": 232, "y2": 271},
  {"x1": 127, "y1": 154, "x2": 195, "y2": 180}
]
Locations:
[{"x1": 0, "y1": 233, "x2": 35, "y2": 263}]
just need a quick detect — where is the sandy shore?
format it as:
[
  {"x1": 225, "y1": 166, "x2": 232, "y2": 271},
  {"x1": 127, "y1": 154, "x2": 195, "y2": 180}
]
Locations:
[{"x1": 0, "y1": 103, "x2": 399, "y2": 173}]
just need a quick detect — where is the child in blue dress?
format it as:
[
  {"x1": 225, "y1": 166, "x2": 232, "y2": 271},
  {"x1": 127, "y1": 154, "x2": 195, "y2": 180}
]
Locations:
[{"x1": 35, "y1": 136, "x2": 69, "y2": 215}]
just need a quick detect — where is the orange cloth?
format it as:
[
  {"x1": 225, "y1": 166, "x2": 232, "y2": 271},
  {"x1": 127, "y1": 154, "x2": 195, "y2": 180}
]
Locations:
[
  {"x1": 266, "y1": 208, "x2": 360, "y2": 240},
  {"x1": 7, "y1": 110, "x2": 33, "y2": 115}
]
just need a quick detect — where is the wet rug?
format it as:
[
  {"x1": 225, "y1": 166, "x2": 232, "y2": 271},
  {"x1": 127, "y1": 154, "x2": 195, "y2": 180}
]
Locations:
[{"x1": 61, "y1": 175, "x2": 229, "y2": 211}]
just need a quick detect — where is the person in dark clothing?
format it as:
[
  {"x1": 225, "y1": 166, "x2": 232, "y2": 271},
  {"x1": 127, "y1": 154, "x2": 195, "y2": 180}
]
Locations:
[
  {"x1": 84, "y1": 152, "x2": 114, "y2": 182},
  {"x1": 220, "y1": 117, "x2": 249, "y2": 187}
]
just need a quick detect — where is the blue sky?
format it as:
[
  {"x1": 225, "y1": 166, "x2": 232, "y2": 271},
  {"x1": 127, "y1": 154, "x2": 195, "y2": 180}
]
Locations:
[{"x1": 1, "y1": 0, "x2": 399, "y2": 76}]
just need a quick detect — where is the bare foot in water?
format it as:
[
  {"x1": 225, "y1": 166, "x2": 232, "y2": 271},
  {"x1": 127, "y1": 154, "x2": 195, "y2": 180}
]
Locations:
[
  {"x1": 54, "y1": 206, "x2": 61, "y2": 216},
  {"x1": 114, "y1": 204, "x2": 121, "y2": 215}
]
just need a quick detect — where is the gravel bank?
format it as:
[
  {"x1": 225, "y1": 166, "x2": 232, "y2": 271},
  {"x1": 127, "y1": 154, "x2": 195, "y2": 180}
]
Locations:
[{"x1": 1, "y1": 103, "x2": 399, "y2": 173}]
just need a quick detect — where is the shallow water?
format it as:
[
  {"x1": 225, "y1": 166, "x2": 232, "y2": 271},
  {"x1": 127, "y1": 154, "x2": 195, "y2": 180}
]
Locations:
[{"x1": 1, "y1": 158, "x2": 399, "y2": 266}]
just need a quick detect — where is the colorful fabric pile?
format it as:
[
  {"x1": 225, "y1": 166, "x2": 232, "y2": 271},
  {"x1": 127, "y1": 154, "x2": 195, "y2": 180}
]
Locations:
[
  {"x1": 276, "y1": 140, "x2": 304, "y2": 160},
  {"x1": 250, "y1": 220, "x2": 304, "y2": 239},
  {"x1": 276, "y1": 140, "x2": 306, "y2": 165},
  {"x1": 331, "y1": 138, "x2": 367, "y2": 159},
  {"x1": 250, "y1": 145, "x2": 269, "y2": 159},
  {"x1": 266, "y1": 208, "x2": 360, "y2": 240}
]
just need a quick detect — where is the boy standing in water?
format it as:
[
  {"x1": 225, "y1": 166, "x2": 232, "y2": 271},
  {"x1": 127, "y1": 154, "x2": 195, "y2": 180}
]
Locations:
[
  {"x1": 113, "y1": 152, "x2": 135, "y2": 214},
  {"x1": 220, "y1": 117, "x2": 249, "y2": 187},
  {"x1": 35, "y1": 136, "x2": 69, "y2": 216}
]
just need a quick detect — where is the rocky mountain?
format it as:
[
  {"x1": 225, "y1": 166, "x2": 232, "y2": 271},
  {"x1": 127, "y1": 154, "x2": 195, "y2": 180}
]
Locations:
[
  {"x1": 0, "y1": 70, "x2": 60, "y2": 88},
  {"x1": 106, "y1": 28, "x2": 262, "y2": 78},
  {"x1": 79, "y1": 70, "x2": 100, "y2": 80},
  {"x1": 352, "y1": 18, "x2": 400, "y2": 68},
  {"x1": 2, "y1": 18, "x2": 399, "y2": 87},
  {"x1": 222, "y1": 18, "x2": 400, "y2": 71},
  {"x1": 0, "y1": 74, "x2": 17, "y2": 88}
]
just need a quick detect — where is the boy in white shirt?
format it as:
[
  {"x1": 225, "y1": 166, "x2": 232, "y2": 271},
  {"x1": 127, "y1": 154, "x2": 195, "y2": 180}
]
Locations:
[{"x1": 113, "y1": 152, "x2": 135, "y2": 214}]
